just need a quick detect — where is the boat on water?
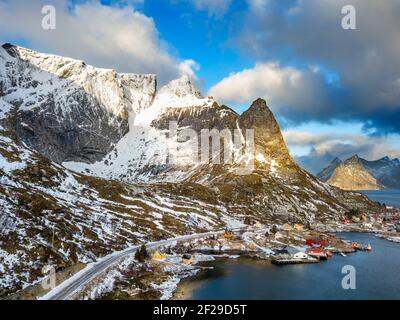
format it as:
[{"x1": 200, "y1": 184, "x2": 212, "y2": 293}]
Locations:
[
  {"x1": 352, "y1": 241, "x2": 372, "y2": 251},
  {"x1": 326, "y1": 250, "x2": 333, "y2": 259}
]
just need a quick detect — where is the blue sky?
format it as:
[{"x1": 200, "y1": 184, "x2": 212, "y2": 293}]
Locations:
[
  {"x1": 1, "y1": 0, "x2": 400, "y2": 172},
  {"x1": 131, "y1": 0, "x2": 253, "y2": 91}
]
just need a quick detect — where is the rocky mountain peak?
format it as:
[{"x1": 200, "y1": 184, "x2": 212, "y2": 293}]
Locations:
[
  {"x1": 1, "y1": 43, "x2": 17, "y2": 57},
  {"x1": 376, "y1": 156, "x2": 397, "y2": 165},
  {"x1": 241, "y1": 98, "x2": 276, "y2": 127},
  {"x1": 240, "y1": 98, "x2": 297, "y2": 172},
  {"x1": 134, "y1": 75, "x2": 212, "y2": 126},
  {"x1": 319, "y1": 153, "x2": 400, "y2": 190},
  {"x1": 346, "y1": 154, "x2": 361, "y2": 163},
  {"x1": 0, "y1": 44, "x2": 157, "y2": 163},
  {"x1": 327, "y1": 159, "x2": 383, "y2": 191},
  {"x1": 331, "y1": 157, "x2": 342, "y2": 164},
  {"x1": 158, "y1": 75, "x2": 202, "y2": 99}
]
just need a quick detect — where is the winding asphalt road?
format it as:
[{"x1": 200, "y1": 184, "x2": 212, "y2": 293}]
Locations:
[{"x1": 41, "y1": 229, "x2": 231, "y2": 300}]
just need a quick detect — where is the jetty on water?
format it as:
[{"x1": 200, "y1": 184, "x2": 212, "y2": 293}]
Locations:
[{"x1": 271, "y1": 258, "x2": 319, "y2": 265}]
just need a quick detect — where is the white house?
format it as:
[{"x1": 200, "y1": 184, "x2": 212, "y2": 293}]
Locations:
[
  {"x1": 293, "y1": 252, "x2": 309, "y2": 259},
  {"x1": 285, "y1": 247, "x2": 309, "y2": 259}
]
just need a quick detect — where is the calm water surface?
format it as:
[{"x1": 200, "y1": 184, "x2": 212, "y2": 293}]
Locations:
[
  {"x1": 360, "y1": 189, "x2": 400, "y2": 207},
  {"x1": 188, "y1": 233, "x2": 400, "y2": 300}
]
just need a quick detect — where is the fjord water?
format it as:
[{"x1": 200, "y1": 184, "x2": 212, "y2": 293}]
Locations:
[
  {"x1": 187, "y1": 233, "x2": 400, "y2": 300},
  {"x1": 360, "y1": 189, "x2": 400, "y2": 207}
]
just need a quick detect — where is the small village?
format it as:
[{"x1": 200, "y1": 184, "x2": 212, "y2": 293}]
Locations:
[
  {"x1": 94, "y1": 207, "x2": 399, "y2": 300},
  {"x1": 147, "y1": 224, "x2": 371, "y2": 269},
  {"x1": 13, "y1": 207, "x2": 400, "y2": 301},
  {"x1": 143, "y1": 207, "x2": 400, "y2": 270}
]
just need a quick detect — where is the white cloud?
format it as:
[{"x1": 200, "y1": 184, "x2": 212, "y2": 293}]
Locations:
[
  {"x1": 284, "y1": 130, "x2": 400, "y2": 161},
  {"x1": 179, "y1": 59, "x2": 200, "y2": 79},
  {"x1": 189, "y1": 0, "x2": 232, "y2": 17},
  {"x1": 0, "y1": 0, "x2": 197, "y2": 84},
  {"x1": 208, "y1": 62, "x2": 331, "y2": 121},
  {"x1": 284, "y1": 129, "x2": 400, "y2": 173},
  {"x1": 233, "y1": 0, "x2": 400, "y2": 133}
]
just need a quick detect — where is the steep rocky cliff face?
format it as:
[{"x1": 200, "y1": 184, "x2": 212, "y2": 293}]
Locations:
[{"x1": 239, "y1": 98, "x2": 298, "y2": 174}]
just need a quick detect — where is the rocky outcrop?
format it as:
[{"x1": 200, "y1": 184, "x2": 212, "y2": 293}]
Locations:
[{"x1": 239, "y1": 98, "x2": 298, "y2": 173}]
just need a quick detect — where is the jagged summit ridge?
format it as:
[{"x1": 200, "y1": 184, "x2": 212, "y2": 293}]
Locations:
[
  {"x1": 158, "y1": 74, "x2": 202, "y2": 99},
  {"x1": 0, "y1": 43, "x2": 216, "y2": 166},
  {"x1": 134, "y1": 75, "x2": 214, "y2": 126},
  {"x1": 1, "y1": 43, "x2": 157, "y2": 116}
]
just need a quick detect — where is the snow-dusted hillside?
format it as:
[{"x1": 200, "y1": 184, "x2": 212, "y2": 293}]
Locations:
[
  {"x1": 63, "y1": 75, "x2": 218, "y2": 183},
  {"x1": 0, "y1": 125, "x2": 233, "y2": 295}
]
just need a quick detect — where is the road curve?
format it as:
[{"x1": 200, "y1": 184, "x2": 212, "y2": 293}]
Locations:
[{"x1": 41, "y1": 230, "x2": 230, "y2": 300}]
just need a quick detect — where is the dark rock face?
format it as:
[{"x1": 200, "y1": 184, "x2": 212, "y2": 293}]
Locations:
[
  {"x1": 360, "y1": 157, "x2": 400, "y2": 189},
  {"x1": 2, "y1": 93, "x2": 128, "y2": 163},
  {"x1": 151, "y1": 102, "x2": 239, "y2": 132},
  {"x1": 151, "y1": 98, "x2": 300, "y2": 176}
]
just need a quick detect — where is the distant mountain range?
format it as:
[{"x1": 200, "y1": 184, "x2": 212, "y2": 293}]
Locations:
[{"x1": 317, "y1": 155, "x2": 400, "y2": 190}]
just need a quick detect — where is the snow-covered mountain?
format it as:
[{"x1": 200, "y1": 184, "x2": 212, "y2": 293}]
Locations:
[
  {"x1": 360, "y1": 156, "x2": 400, "y2": 189},
  {"x1": 318, "y1": 155, "x2": 400, "y2": 190},
  {"x1": 0, "y1": 43, "x2": 156, "y2": 163},
  {"x1": 0, "y1": 44, "x2": 384, "y2": 297}
]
